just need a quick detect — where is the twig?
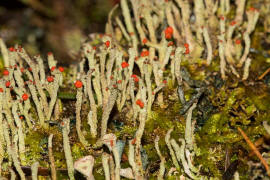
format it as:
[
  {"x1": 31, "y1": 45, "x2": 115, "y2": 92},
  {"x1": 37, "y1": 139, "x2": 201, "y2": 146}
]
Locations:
[
  {"x1": 258, "y1": 67, "x2": 270, "y2": 80},
  {"x1": 237, "y1": 127, "x2": 270, "y2": 176}
]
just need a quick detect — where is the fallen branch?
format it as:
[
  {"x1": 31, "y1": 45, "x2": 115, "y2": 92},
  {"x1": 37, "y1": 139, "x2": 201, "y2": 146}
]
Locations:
[
  {"x1": 258, "y1": 67, "x2": 270, "y2": 80},
  {"x1": 237, "y1": 127, "x2": 270, "y2": 176}
]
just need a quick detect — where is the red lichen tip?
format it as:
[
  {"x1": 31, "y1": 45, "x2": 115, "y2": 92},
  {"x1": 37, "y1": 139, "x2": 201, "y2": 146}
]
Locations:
[
  {"x1": 141, "y1": 50, "x2": 149, "y2": 57},
  {"x1": 163, "y1": 80, "x2": 167, "y2": 84},
  {"x1": 3, "y1": 69, "x2": 9, "y2": 76},
  {"x1": 165, "y1": 26, "x2": 173, "y2": 39},
  {"x1": 230, "y1": 21, "x2": 237, "y2": 26},
  {"x1": 249, "y1": 7, "x2": 257, "y2": 11},
  {"x1": 0, "y1": 88, "x2": 3, "y2": 93},
  {"x1": 5, "y1": 81, "x2": 11, "y2": 88},
  {"x1": 47, "y1": 52, "x2": 53, "y2": 56},
  {"x1": 60, "y1": 121, "x2": 65, "y2": 127},
  {"x1": 47, "y1": 76, "x2": 54, "y2": 82},
  {"x1": 121, "y1": 61, "x2": 129, "y2": 68},
  {"x1": 58, "y1": 66, "x2": 64, "y2": 72},
  {"x1": 184, "y1": 43, "x2": 190, "y2": 54},
  {"x1": 117, "y1": 80, "x2": 122, "y2": 84},
  {"x1": 165, "y1": 26, "x2": 173, "y2": 34},
  {"x1": 142, "y1": 38, "x2": 148, "y2": 44},
  {"x1": 131, "y1": 74, "x2": 139, "y2": 82},
  {"x1": 9, "y1": 47, "x2": 15, "y2": 52},
  {"x1": 235, "y1": 39, "x2": 241, "y2": 45},
  {"x1": 131, "y1": 138, "x2": 136, "y2": 145},
  {"x1": 105, "y1": 40, "x2": 110, "y2": 48},
  {"x1": 22, "y1": 93, "x2": 29, "y2": 101},
  {"x1": 168, "y1": 41, "x2": 174, "y2": 47},
  {"x1": 74, "y1": 80, "x2": 83, "y2": 88},
  {"x1": 50, "y1": 66, "x2": 56, "y2": 72},
  {"x1": 136, "y1": 99, "x2": 144, "y2": 108},
  {"x1": 165, "y1": 33, "x2": 172, "y2": 39},
  {"x1": 220, "y1": 16, "x2": 225, "y2": 20},
  {"x1": 184, "y1": 43, "x2": 189, "y2": 48}
]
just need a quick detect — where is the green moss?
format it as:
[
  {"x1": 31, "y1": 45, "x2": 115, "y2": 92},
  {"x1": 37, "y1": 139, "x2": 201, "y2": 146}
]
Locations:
[
  {"x1": 145, "y1": 109, "x2": 184, "y2": 137},
  {"x1": 115, "y1": 125, "x2": 137, "y2": 137},
  {"x1": 201, "y1": 113, "x2": 222, "y2": 134},
  {"x1": 53, "y1": 151, "x2": 66, "y2": 168},
  {"x1": 25, "y1": 130, "x2": 48, "y2": 167},
  {"x1": 1, "y1": 18, "x2": 269, "y2": 179},
  {"x1": 224, "y1": 87, "x2": 245, "y2": 112},
  {"x1": 72, "y1": 143, "x2": 87, "y2": 161},
  {"x1": 249, "y1": 93, "x2": 270, "y2": 111},
  {"x1": 144, "y1": 143, "x2": 158, "y2": 162}
]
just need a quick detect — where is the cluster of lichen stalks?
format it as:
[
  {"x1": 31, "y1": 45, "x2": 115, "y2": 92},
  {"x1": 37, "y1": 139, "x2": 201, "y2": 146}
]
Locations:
[{"x1": 0, "y1": 0, "x2": 264, "y2": 179}]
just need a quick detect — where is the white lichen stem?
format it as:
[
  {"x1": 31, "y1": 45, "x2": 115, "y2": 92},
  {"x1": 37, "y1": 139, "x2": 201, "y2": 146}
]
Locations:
[
  {"x1": 155, "y1": 136, "x2": 165, "y2": 180},
  {"x1": 75, "y1": 88, "x2": 88, "y2": 147},
  {"x1": 48, "y1": 134, "x2": 57, "y2": 180},
  {"x1": 31, "y1": 161, "x2": 39, "y2": 180},
  {"x1": 62, "y1": 118, "x2": 75, "y2": 180},
  {"x1": 3, "y1": 122, "x2": 25, "y2": 180}
]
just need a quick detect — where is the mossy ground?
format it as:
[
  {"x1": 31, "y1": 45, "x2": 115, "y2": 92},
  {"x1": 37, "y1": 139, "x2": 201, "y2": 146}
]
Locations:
[
  {"x1": 30, "y1": 73, "x2": 270, "y2": 179},
  {"x1": 1, "y1": 19, "x2": 270, "y2": 179}
]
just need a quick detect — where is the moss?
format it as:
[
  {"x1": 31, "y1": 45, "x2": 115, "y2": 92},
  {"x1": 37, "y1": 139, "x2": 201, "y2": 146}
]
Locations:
[
  {"x1": 25, "y1": 129, "x2": 48, "y2": 167},
  {"x1": 144, "y1": 143, "x2": 158, "y2": 162},
  {"x1": 53, "y1": 151, "x2": 66, "y2": 168},
  {"x1": 249, "y1": 93, "x2": 270, "y2": 111},
  {"x1": 72, "y1": 143, "x2": 87, "y2": 161},
  {"x1": 201, "y1": 113, "x2": 223, "y2": 134},
  {"x1": 18, "y1": 59, "x2": 270, "y2": 179},
  {"x1": 115, "y1": 125, "x2": 137, "y2": 137},
  {"x1": 1, "y1": 20, "x2": 270, "y2": 179},
  {"x1": 188, "y1": 60, "x2": 207, "y2": 81},
  {"x1": 92, "y1": 156, "x2": 106, "y2": 180},
  {"x1": 224, "y1": 87, "x2": 245, "y2": 112},
  {"x1": 145, "y1": 108, "x2": 185, "y2": 138}
]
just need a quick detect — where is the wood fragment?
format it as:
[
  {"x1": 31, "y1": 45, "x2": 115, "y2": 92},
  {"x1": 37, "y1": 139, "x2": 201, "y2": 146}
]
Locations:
[
  {"x1": 237, "y1": 127, "x2": 270, "y2": 176},
  {"x1": 258, "y1": 67, "x2": 270, "y2": 80}
]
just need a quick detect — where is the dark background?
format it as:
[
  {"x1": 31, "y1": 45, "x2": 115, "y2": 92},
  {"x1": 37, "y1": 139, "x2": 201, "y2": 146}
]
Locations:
[{"x1": 0, "y1": 0, "x2": 118, "y2": 64}]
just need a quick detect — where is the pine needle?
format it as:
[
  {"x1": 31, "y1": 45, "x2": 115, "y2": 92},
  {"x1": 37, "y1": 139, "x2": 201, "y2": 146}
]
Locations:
[{"x1": 237, "y1": 127, "x2": 270, "y2": 176}]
